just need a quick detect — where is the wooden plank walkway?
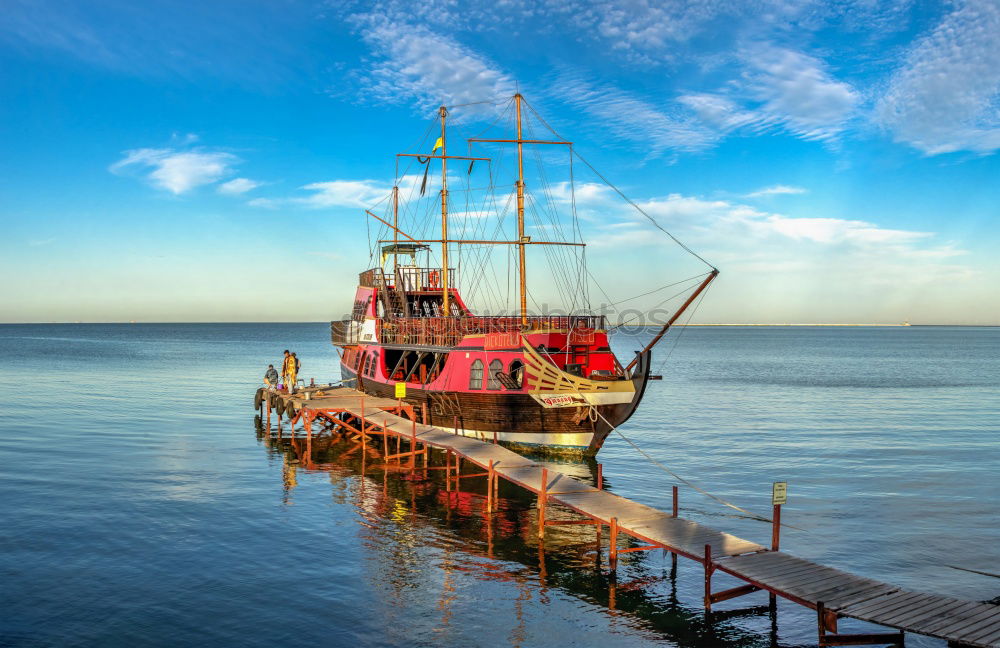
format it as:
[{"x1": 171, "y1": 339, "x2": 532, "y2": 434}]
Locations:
[{"x1": 270, "y1": 388, "x2": 1000, "y2": 648}]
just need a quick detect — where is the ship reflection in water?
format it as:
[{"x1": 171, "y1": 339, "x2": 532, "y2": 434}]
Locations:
[{"x1": 255, "y1": 423, "x2": 792, "y2": 648}]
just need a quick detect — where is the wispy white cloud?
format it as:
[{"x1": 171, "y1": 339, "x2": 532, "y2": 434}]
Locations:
[
  {"x1": 573, "y1": 185, "x2": 970, "y2": 291},
  {"x1": 740, "y1": 46, "x2": 860, "y2": 141},
  {"x1": 249, "y1": 180, "x2": 391, "y2": 209},
  {"x1": 677, "y1": 93, "x2": 765, "y2": 133},
  {"x1": 110, "y1": 147, "x2": 237, "y2": 194},
  {"x1": 876, "y1": 0, "x2": 1000, "y2": 155},
  {"x1": 555, "y1": 0, "x2": 735, "y2": 65},
  {"x1": 680, "y1": 46, "x2": 860, "y2": 145},
  {"x1": 217, "y1": 178, "x2": 261, "y2": 195},
  {"x1": 355, "y1": 20, "x2": 514, "y2": 112},
  {"x1": 557, "y1": 75, "x2": 719, "y2": 155},
  {"x1": 746, "y1": 185, "x2": 808, "y2": 198}
]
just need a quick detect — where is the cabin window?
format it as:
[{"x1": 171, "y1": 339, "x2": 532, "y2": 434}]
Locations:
[
  {"x1": 368, "y1": 352, "x2": 378, "y2": 377},
  {"x1": 486, "y1": 359, "x2": 503, "y2": 390},
  {"x1": 469, "y1": 359, "x2": 484, "y2": 390},
  {"x1": 509, "y1": 360, "x2": 524, "y2": 389},
  {"x1": 361, "y1": 353, "x2": 370, "y2": 376}
]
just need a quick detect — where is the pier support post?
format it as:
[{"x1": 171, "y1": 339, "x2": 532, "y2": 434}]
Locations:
[
  {"x1": 772, "y1": 504, "x2": 781, "y2": 551},
  {"x1": 445, "y1": 449, "x2": 452, "y2": 492},
  {"x1": 537, "y1": 467, "x2": 548, "y2": 540},
  {"x1": 609, "y1": 517, "x2": 618, "y2": 573},
  {"x1": 595, "y1": 519, "x2": 602, "y2": 568},
  {"x1": 817, "y1": 601, "x2": 826, "y2": 645},
  {"x1": 597, "y1": 463, "x2": 603, "y2": 490},
  {"x1": 704, "y1": 543, "x2": 714, "y2": 611},
  {"x1": 305, "y1": 414, "x2": 313, "y2": 463},
  {"x1": 409, "y1": 420, "x2": 417, "y2": 472},
  {"x1": 487, "y1": 460, "x2": 495, "y2": 513},
  {"x1": 672, "y1": 485, "x2": 680, "y2": 568}
]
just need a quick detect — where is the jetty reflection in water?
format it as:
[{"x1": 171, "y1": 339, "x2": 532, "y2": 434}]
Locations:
[{"x1": 255, "y1": 423, "x2": 798, "y2": 648}]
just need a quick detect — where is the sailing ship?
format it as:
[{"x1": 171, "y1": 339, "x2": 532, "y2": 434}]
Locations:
[{"x1": 331, "y1": 94, "x2": 716, "y2": 456}]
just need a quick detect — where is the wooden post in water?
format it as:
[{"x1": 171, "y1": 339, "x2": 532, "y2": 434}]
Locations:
[
  {"x1": 704, "y1": 543, "x2": 714, "y2": 611},
  {"x1": 772, "y1": 504, "x2": 781, "y2": 551},
  {"x1": 305, "y1": 413, "x2": 312, "y2": 465},
  {"x1": 672, "y1": 485, "x2": 680, "y2": 568},
  {"x1": 443, "y1": 449, "x2": 450, "y2": 489},
  {"x1": 609, "y1": 516, "x2": 618, "y2": 573},
  {"x1": 816, "y1": 601, "x2": 826, "y2": 645},
  {"x1": 595, "y1": 520, "x2": 602, "y2": 568},
  {"x1": 487, "y1": 460, "x2": 495, "y2": 513},
  {"x1": 597, "y1": 463, "x2": 603, "y2": 490},
  {"x1": 410, "y1": 419, "x2": 417, "y2": 473},
  {"x1": 537, "y1": 467, "x2": 548, "y2": 539}
]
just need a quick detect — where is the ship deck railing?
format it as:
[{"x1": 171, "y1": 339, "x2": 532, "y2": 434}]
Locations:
[
  {"x1": 331, "y1": 315, "x2": 606, "y2": 347},
  {"x1": 359, "y1": 267, "x2": 457, "y2": 291}
]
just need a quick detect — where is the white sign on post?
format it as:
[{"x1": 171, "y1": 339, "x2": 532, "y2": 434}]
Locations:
[{"x1": 772, "y1": 481, "x2": 788, "y2": 506}]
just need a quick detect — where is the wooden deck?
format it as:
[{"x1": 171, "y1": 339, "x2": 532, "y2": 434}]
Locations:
[{"x1": 265, "y1": 387, "x2": 1000, "y2": 648}]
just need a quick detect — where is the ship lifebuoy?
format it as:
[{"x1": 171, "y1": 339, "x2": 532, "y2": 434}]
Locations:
[{"x1": 428, "y1": 270, "x2": 439, "y2": 288}]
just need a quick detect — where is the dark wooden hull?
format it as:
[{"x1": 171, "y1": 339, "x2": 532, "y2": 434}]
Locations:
[{"x1": 340, "y1": 349, "x2": 651, "y2": 457}]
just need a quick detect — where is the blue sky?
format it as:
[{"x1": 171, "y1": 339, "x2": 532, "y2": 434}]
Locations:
[{"x1": 2, "y1": 0, "x2": 999, "y2": 324}]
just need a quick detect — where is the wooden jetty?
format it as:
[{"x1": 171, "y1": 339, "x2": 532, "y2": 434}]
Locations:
[{"x1": 258, "y1": 386, "x2": 1000, "y2": 648}]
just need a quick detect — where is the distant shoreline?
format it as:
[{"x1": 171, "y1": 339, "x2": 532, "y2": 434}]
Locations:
[
  {"x1": 1, "y1": 322, "x2": 998, "y2": 327},
  {"x1": 629, "y1": 323, "x2": 998, "y2": 327}
]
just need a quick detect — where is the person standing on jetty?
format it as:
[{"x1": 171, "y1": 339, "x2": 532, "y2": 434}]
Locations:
[
  {"x1": 289, "y1": 352, "x2": 300, "y2": 392},
  {"x1": 263, "y1": 364, "x2": 279, "y2": 388},
  {"x1": 281, "y1": 350, "x2": 293, "y2": 392}
]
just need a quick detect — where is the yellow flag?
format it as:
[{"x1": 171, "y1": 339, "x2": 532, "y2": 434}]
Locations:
[{"x1": 432, "y1": 137, "x2": 443, "y2": 152}]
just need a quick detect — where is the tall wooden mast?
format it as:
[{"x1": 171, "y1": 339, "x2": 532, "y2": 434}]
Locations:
[
  {"x1": 515, "y1": 94, "x2": 527, "y2": 326},
  {"x1": 439, "y1": 105, "x2": 450, "y2": 316},
  {"x1": 468, "y1": 94, "x2": 573, "y2": 325},
  {"x1": 392, "y1": 185, "x2": 399, "y2": 272}
]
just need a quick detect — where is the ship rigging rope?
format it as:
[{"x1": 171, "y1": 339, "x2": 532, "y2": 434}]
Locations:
[
  {"x1": 607, "y1": 272, "x2": 711, "y2": 308},
  {"x1": 654, "y1": 270, "x2": 713, "y2": 375},
  {"x1": 604, "y1": 280, "x2": 704, "y2": 332},
  {"x1": 520, "y1": 97, "x2": 716, "y2": 272},
  {"x1": 594, "y1": 409, "x2": 805, "y2": 531}
]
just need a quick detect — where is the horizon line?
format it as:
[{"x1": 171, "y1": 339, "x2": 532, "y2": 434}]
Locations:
[{"x1": 1, "y1": 321, "x2": 998, "y2": 327}]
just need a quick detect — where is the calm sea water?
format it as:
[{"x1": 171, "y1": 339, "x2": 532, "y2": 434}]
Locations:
[{"x1": 1, "y1": 324, "x2": 997, "y2": 647}]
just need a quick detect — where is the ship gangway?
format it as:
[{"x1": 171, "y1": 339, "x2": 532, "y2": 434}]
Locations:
[{"x1": 257, "y1": 386, "x2": 1000, "y2": 648}]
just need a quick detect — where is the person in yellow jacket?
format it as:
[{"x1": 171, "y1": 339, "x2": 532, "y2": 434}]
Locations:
[
  {"x1": 281, "y1": 349, "x2": 293, "y2": 391},
  {"x1": 288, "y1": 352, "x2": 299, "y2": 393}
]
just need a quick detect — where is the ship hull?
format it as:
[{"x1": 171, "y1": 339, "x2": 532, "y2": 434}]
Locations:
[{"x1": 340, "y1": 348, "x2": 651, "y2": 457}]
